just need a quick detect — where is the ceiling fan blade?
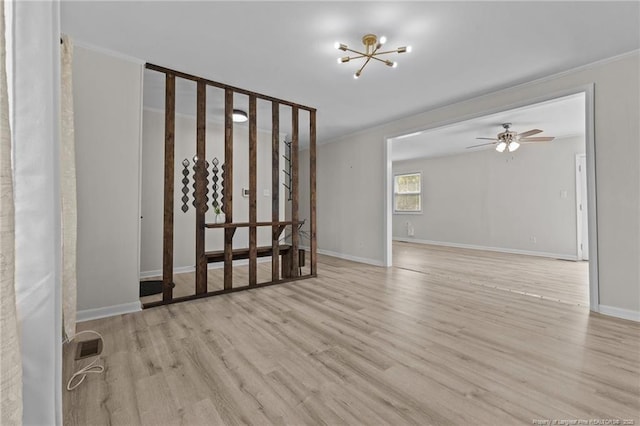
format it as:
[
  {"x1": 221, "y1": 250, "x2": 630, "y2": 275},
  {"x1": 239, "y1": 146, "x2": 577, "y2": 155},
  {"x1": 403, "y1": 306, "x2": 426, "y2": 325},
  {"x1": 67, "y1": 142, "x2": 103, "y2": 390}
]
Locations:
[
  {"x1": 475, "y1": 137, "x2": 498, "y2": 141},
  {"x1": 466, "y1": 142, "x2": 496, "y2": 149},
  {"x1": 519, "y1": 136, "x2": 555, "y2": 142},
  {"x1": 517, "y1": 129, "x2": 543, "y2": 138}
]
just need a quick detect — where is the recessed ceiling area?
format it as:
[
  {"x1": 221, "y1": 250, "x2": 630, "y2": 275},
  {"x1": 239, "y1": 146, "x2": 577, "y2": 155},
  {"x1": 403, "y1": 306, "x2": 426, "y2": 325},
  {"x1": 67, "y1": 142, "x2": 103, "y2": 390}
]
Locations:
[
  {"x1": 61, "y1": 2, "x2": 639, "y2": 143},
  {"x1": 391, "y1": 92, "x2": 585, "y2": 162}
]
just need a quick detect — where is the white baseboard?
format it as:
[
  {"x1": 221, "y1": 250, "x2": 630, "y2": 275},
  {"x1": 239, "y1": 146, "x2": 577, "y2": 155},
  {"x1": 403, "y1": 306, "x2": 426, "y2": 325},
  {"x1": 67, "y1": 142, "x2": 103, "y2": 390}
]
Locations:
[
  {"x1": 77, "y1": 301, "x2": 142, "y2": 323},
  {"x1": 598, "y1": 305, "x2": 640, "y2": 322},
  {"x1": 140, "y1": 257, "x2": 271, "y2": 279},
  {"x1": 393, "y1": 237, "x2": 579, "y2": 261},
  {"x1": 316, "y1": 248, "x2": 385, "y2": 267}
]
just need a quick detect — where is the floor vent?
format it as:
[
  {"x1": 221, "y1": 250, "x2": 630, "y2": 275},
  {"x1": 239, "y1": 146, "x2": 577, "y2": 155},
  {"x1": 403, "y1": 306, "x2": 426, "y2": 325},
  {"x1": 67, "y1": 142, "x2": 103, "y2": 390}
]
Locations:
[{"x1": 75, "y1": 338, "x2": 103, "y2": 360}]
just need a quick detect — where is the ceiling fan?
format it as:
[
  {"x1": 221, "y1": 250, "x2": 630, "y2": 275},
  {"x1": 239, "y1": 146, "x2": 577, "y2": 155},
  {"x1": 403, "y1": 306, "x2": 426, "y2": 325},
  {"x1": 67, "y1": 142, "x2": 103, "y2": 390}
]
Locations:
[{"x1": 467, "y1": 123, "x2": 555, "y2": 153}]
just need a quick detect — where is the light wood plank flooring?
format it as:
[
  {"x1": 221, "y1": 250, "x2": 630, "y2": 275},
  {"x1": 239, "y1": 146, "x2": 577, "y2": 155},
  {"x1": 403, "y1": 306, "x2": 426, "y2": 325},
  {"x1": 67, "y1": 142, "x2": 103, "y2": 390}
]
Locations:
[
  {"x1": 65, "y1": 253, "x2": 638, "y2": 425},
  {"x1": 394, "y1": 241, "x2": 589, "y2": 307}
]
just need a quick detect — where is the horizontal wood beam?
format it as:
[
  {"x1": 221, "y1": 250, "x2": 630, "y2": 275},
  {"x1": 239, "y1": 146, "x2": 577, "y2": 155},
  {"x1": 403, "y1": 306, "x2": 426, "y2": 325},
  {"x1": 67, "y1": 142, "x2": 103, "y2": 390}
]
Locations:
[
  {"x1": 142, "y1": 275, "x2": 315, "y2": 309},
  {"x1": 145, "y1": 63, "x2": 316, "y2": 112}
]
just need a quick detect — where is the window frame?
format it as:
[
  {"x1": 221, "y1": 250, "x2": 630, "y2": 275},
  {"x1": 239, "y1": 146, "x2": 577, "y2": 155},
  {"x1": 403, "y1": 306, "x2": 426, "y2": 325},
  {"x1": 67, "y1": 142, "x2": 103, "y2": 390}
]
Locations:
[{"x1": 393, "y1": 172, "x2": 422, "y2": 214}]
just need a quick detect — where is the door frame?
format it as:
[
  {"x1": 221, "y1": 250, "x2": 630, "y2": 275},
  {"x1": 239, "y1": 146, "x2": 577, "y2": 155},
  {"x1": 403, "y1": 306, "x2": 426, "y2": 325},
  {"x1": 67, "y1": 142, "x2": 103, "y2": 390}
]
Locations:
[{"x1": 383, "y1": 84, "x2": 599, "y2": 311}]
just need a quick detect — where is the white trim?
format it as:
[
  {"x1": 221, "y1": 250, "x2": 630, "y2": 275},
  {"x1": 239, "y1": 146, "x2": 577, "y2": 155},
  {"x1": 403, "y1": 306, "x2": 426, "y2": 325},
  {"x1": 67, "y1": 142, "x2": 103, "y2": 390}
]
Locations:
[
  {"x1": 73, "y1": 39, "x2": 145, "y2": 65},
  {"x1": 317, "y1": 248, "x2": 385, "y2": 267},
  {"x1": 140, "y1": 257, "x2": 272, "y2": 279},
  {"x1": 76, "y1": 301, "x2": 142, "y2": 323},
  {"x1": 393, "y1": 238, "x2": 579, "y2": 261},
  {"x1": 598, "y1": 305, "x2": 640, "y2": 322},
  {"x1": 583, "y1": 84, "x2": 599, "y2": 310},
  {"x1": 136, "y1": 64, "x2": 145, "y2": 287},
  {"x1": 383, "y1": 135, "x2": 393, "y2": 267}
]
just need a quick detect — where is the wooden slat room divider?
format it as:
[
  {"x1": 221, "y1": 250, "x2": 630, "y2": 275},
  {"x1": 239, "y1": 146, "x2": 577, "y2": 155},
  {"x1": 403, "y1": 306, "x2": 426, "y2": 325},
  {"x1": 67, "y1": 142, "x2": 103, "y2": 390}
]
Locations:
[{"x1": 144, "y1": 63, "x2": 317, "y2": 308}]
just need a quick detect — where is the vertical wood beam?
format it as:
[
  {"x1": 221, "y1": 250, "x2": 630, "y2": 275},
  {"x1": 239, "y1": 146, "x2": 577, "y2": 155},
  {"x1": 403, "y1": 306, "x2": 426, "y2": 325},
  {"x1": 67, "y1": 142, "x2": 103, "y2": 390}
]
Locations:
[
  {"x1": 223, "y1": 89, "x2": 234, "y2": 290},
  {"x1": 195, "y1": 81, "x2": 207, "y2": 294},
  {"x1": 162, "y1": 74, "x2": 176, "y2": 301},
  {"x1": 248, "y1": 96, "x2": 258, "y2": 286},
  {"x1": 310, "y1": 110, "x2": 317, "y2": 276},
  {"x1": 271, "y1": 102, "x2": 280, "y2": 281},
  {"x1": 291, "y1": 106, "x2": 299, "y2": 276}
]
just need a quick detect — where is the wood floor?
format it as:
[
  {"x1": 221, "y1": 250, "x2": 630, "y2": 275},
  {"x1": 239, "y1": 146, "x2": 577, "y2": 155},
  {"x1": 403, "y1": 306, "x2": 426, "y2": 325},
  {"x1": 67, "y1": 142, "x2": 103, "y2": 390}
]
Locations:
[
  {"x1": 393, "y1": 241, "x2": 590, "y2": 306},
  {"x1": 65, "y1": 249, "x2": 639, "y2": 425}
]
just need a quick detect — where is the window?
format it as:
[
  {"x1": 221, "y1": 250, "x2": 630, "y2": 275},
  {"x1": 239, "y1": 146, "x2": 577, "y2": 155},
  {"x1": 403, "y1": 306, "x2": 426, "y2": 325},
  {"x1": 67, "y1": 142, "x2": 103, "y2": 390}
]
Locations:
[{"x1": 394, "y1": 172, "x2": 421, "y2": 213}]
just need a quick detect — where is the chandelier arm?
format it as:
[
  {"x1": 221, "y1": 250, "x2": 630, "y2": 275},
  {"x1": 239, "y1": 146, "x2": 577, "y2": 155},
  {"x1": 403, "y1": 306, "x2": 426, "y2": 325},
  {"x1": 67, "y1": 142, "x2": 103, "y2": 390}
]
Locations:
[
  {"x1": 344, "y1": 47, "x2": 367, "y2": 57},
  {"x1": 345, "y1": 54, "x2": 367, "y2": 61},
  {"x1": 372, "y1": 49, "x2": 403, "y2": 56},
  {"x1": 369, "y1": 55, "x2": 393, "y2": 65},
  {"x1": 356, "y1": 55, "x2": 373, "y2": 76}
]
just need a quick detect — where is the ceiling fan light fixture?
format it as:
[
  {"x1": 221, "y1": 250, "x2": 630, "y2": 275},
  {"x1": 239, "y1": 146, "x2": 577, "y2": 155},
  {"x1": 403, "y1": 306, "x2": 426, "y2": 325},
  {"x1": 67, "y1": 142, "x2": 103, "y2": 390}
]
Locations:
[
  {"x1": 496, "y1": 141, "x2": 507, "y2": 152},
  {"x1": 508, "y1": 141, "x2": 520, "y2": 152},
  {"x1": 232, "y1": 109, "x2": 248, "y2": 123}
]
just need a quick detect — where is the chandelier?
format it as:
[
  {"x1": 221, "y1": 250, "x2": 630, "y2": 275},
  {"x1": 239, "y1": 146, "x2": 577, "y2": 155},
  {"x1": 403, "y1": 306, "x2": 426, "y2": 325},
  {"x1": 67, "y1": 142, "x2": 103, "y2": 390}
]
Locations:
[{"x1": 335, "y1": 34, "x2": 412, "y2": 79}]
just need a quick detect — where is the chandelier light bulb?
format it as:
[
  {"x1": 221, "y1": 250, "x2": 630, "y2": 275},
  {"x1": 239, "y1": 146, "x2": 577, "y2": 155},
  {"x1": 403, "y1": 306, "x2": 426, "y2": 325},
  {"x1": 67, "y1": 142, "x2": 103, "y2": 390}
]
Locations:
[
  {"x1": 379, "y1": 36, "x2": 387, "y2": 45},
  {"x1": 354, "y1": 71, "x2": 360, "y2": 79},
  {"x1": 335, "y1": 42, "x2": 348, "y2": 51},
  {"x1": 337, "y1": 57, "x2": 342, "y2": 64},
  {"x1": 406, "y1": 46, "x2": 413, "y2": 53},
  {"x1": 392, "y1": 61, "x2": 398, "y2": 68},
  {"x1": 496, "y1": 141, "x2": 507, "y2": 152}
]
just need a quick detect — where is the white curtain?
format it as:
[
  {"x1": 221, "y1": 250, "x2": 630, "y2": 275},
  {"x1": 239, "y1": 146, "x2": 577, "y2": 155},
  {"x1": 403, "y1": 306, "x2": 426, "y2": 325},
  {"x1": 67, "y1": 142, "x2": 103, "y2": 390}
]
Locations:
[
  {"x1": 12, "y1": 0, "x2": 62, "y2": 423},
  {"x1": 60, "y1": 35, "x2": 77, "y2": 340},
  {"x1": 0, "y1": 0, "x2": 23, "y2": 423}
]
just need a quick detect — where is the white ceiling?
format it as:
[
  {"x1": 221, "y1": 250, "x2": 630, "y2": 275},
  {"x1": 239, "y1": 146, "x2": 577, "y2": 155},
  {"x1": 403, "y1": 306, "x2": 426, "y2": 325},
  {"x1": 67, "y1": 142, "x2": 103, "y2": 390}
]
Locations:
[
  {"x1": 61, "y1": 1, "x2": 639, "y2": 144},
  {"x1": 391, "y1": 92, "x2": 585, "y2": 161}
]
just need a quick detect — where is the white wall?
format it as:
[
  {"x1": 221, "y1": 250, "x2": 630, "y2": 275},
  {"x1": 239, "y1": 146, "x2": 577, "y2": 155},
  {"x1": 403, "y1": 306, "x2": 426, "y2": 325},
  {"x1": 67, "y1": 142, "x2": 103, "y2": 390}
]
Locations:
[
  {"x1": 140, "y1": 108, "x2": 286, "y2": 275},
  {"x1": 73, "y1": 46, "x2": 143, "y2": 316},
  {"x1": 313, "y1": 52, "x2": 640, "y2": 315},
  {"x1": 392, "y1": 136, "x2": 585, "y2": 259}
]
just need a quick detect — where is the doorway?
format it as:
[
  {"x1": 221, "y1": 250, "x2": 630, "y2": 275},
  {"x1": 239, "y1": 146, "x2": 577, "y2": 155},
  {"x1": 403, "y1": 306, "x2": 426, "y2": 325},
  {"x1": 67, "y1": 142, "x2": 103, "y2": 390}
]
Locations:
[{"x1": 384, "y1": 86, "x2": 598, "y2": 310}]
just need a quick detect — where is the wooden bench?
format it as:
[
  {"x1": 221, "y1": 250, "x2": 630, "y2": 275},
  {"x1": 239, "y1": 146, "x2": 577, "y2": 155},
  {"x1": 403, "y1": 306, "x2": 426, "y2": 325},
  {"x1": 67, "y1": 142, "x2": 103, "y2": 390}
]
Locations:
[{"x1": 204, "y1": 245, "x2": 305, "y2": 278}]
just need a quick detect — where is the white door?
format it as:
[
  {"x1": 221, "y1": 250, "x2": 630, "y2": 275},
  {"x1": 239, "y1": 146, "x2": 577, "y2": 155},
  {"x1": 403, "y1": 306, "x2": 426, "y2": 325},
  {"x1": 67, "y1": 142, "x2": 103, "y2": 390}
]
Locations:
[{"x1": 576, "y1": 154, "x2": 589, "y2": 260}]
